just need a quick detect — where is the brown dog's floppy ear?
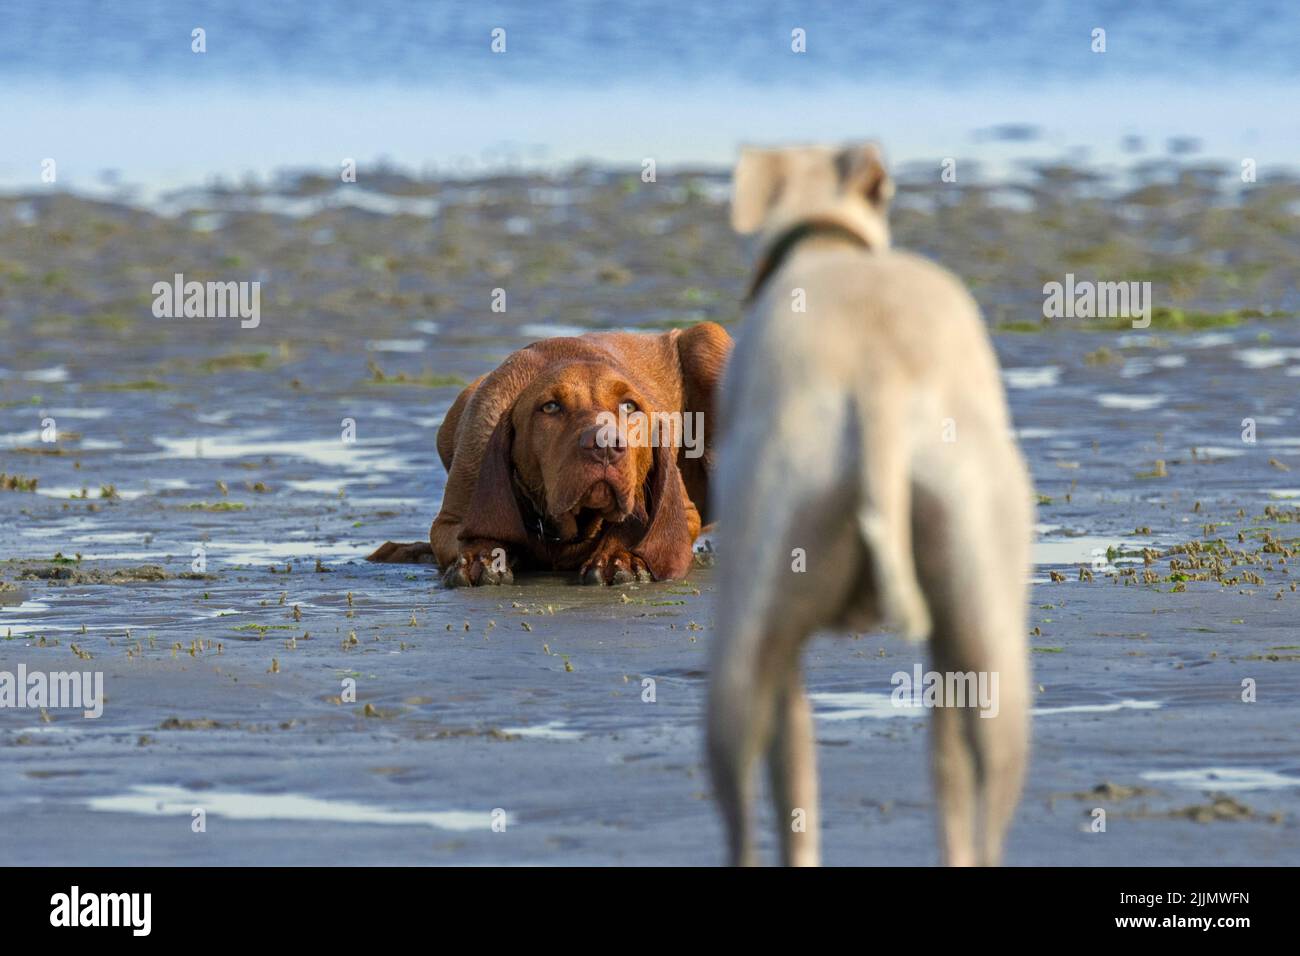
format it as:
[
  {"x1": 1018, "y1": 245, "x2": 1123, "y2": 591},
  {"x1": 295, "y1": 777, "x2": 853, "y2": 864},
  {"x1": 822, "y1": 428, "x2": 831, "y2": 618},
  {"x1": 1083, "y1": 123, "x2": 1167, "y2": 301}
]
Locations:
[
  {"x1": 731, "y1": 147, "x2": 785, "y2": 234},
  {"x1": 457, "y1": 411, "x2": 531, "y2": 547},
  {"x1": 839, "y1": 143, "x2": 894, "y2": 209},
  {"x1": 633, "y1": 441, "x2": 696, "y2": 581},
  {"x1": 674, "y1": 321, "x2": 730, "y2": 525}
]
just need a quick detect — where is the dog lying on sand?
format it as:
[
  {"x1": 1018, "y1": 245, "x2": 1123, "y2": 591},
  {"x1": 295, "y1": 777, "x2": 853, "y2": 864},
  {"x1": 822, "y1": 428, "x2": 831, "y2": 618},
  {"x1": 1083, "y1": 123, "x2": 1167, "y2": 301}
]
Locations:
[
  {"x1": 707, "y1": 143, "x2": 1034, "y2": 866},
  {"x1": 368, "y1": 325, "x2": 731, "y2": 586}
]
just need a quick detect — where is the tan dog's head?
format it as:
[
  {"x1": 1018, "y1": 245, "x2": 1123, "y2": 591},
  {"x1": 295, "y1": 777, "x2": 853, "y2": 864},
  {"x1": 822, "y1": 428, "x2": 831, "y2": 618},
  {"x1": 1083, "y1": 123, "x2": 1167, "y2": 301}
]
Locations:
[
  {"x1": 466, "y1": 359, "x2": 674, "y2": 544},
  {"x1": 731, "y1": 142, "x2": 893, "y2": 248}
]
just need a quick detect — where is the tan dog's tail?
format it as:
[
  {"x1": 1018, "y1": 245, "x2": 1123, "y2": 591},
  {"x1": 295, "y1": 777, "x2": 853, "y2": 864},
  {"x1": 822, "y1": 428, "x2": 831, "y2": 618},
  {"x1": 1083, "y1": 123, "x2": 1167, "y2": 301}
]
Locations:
[{"x1": 854, "y1": 397, "x2": 932, "y2": 641}]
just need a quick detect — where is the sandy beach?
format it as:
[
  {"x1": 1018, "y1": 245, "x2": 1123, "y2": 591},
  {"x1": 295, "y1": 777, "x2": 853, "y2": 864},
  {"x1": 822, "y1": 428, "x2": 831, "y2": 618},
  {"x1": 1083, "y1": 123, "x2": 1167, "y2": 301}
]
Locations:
[{"x1": 2, "y1": 162, "x2": 1298, "y2": 864}]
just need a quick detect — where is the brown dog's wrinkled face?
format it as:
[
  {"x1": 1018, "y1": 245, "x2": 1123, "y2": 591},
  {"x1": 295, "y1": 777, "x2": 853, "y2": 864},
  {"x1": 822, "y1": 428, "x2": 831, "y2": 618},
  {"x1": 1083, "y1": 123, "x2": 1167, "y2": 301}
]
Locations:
[{"x1": 508, "y1": 361, "x2": 657, "y2": 539}]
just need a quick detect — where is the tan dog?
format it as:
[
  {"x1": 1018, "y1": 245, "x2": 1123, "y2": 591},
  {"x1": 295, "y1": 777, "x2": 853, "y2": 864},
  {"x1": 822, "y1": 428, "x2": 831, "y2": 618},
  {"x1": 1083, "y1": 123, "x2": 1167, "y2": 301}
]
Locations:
[
  {"x1": 707, "y1": 144, "x2": 1033, "y2": 866},
  {"x1": 369, "y1": 326, "x2": 730, "y2": 586}
]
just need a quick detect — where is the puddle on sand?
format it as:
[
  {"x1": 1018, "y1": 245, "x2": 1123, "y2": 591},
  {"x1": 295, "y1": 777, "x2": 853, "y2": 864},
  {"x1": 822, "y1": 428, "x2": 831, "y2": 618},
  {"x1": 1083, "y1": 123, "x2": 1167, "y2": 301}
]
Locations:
[
  {"x1": 152, "y1": 187, "x2": 441, "y2": 220},
  {"x1": 811, "y1": 692, "x2": 924, "y2": 721},
  {"x1": 205, "y1": 540, "x2": 375, "y2": 566},
  {"x1": 1191, "y1": 445, "x2": 1244, "y2": 459},
  {"x1": 501, "y1": 720, "x2": 585, "y2": 740},
  {"x1": 1003, "y1": 366, "x2": 1062, "y2": 390},
  {"x1": 1033, "y1": 533, "x2": 1151, "y2": 568},
  {"x1": 1187, "y1": 332, "x2": 1236, "y2": 349},
  {"x1": 69, "y1": 532, "x2": 152, "y2": 544},
  {"x1": 1032, "y1": 699, "x2": 1162, "y2": 716},
  {"x1": 519, "y1": 323, "x2": 596, "y2": 339},
  {"x1": 1233, "y1": 347, "x2": 1300, "y2": 370},
  {"x1": 147, "y1": 431, "x2": 410, "y2": 475},
  {"x1": 35, "y1": 486, "x2": 146, "y2": 501},
  {"x1": 1, "y1": 599, "x2": 55, "y2": 636},
  {"x1": 33, "y1": 479, "x2": 195, "y2": 501},
  {"x1": 85, "y1": 785, "x2": 486, "y2": 830},
  {"x1": 28, "y1": 407, "x2": 112, "y2": 420},
  {"x1": 1096, "y1": 393, "x2": 1166, "y2": 411},
  {"x1": 811, "y1": 693, "x2": 1163, "y2": 721},
  {"x1": 22, "y1": 366, "x2": 70, "y2": 383},
  {"x1": 1014, "y1": 427, "x2": 1060, "y2": 440},
  {"x1": 1141, "y1": 768, "x2": 1300, "y2": 792},
  {"x1": 284, "y1": 478, "x2": 360, "y2": 495},
  {"x1": 365, "y1": 338, "x2": 426, "y2": 353}
]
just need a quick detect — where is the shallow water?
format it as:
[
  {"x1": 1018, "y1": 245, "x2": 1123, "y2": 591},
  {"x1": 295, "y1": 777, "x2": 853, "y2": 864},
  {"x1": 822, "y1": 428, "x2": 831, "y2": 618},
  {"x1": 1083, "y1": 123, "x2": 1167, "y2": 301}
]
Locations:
[{"x1": 2, "y1": 166, "x2": 1298, "y2": 865}]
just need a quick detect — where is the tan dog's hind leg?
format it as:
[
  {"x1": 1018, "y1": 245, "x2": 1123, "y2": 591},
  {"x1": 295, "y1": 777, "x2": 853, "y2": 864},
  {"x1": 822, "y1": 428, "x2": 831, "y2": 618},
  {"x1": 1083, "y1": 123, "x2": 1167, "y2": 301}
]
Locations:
[
  {"x1": 925, "y1": 588, "x2": 1030, "y2": 866},
  {"x1": 912, "y1": 450, "x2": 1031, "y2": 866},
  {"x1": 971, "y1": 633, "x2": 1029, "y2": 866},
  {"x1": 930, "y1": 625, "x2": 1028, "y2": 866},
  {"x1": 707, "y1": 658, "x2": 776, "y2": 867},
  {"x1": 768, "y1": 663, "x2": 820, "y2": 866},
  {"x1": 929, "y1": 639, "x2": 980, "y2": 866}
]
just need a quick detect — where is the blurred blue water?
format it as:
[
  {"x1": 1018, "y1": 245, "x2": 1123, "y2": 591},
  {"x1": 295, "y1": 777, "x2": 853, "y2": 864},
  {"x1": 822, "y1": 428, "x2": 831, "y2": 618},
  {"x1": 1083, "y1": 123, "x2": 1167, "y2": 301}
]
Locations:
[
  {"x1": 2, "y1": 1, "x2": 1296, "y2": 187},
  {"x1": 4, "y1": 0, "x2": 1297, "y2": 87}
]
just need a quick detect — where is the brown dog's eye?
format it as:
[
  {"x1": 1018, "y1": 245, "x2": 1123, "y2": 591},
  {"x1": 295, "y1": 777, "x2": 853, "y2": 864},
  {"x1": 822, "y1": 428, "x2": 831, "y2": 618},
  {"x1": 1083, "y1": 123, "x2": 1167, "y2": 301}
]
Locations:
[{"x1": 540, "y1": 401, "x2": 561, "y2": 414}]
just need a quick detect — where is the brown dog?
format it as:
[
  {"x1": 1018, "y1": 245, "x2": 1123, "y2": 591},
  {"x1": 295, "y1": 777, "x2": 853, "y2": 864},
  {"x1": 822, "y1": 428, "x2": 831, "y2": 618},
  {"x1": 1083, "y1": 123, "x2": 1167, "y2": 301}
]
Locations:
[{"x1": 368, "y1": 324, "x2": 731, "y2": 586}]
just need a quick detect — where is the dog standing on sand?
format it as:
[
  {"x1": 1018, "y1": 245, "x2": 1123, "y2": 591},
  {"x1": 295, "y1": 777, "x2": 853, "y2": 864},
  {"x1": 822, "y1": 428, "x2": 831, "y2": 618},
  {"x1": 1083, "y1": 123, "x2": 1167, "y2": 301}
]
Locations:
[{"x1": 707, "y1": 143, "x2": 1034, "y2": 866}]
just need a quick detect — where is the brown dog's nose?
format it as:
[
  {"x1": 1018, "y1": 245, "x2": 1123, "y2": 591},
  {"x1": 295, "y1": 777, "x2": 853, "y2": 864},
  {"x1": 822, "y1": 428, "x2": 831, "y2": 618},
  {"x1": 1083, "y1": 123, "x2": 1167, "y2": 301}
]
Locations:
[{"x1": 579, "y1": 424, "x2": 625, "y2": 464}]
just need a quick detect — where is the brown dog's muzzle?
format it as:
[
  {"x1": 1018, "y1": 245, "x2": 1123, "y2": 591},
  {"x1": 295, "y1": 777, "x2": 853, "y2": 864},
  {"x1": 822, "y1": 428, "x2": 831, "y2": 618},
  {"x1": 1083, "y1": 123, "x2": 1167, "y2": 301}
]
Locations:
[
  {"x1": 544, "y1": 413, "x2": 645, "y2": 522},
  {"x1": 578, "y1": 423, "x2": 626, "y2": 465}
]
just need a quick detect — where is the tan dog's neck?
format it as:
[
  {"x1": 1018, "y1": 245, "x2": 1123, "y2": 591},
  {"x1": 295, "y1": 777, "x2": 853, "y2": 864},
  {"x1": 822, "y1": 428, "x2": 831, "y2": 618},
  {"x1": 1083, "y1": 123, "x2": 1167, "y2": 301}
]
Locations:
[{"x1": 746, "y1": 215, "x2": 875, "y2": 302}]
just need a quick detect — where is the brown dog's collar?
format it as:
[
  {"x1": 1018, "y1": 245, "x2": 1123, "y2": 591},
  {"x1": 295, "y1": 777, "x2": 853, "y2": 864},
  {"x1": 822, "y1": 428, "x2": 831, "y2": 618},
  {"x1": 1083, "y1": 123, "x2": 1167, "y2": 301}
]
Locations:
[
  {"x1": 510, "y1": 469, "x2": 565, "y2": 544},
  {"x1": 745, "y1": 218, "x2": 872, "y2": 303}
]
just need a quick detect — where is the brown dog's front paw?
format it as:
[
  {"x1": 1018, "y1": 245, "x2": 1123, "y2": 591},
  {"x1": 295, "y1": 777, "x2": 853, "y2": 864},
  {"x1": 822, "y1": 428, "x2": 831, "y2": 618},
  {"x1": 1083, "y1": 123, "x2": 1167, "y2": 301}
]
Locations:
[
  {"x1": 442, "y1": 545, "x2": 514, "y2": 588},
  {"x1": 579, "y1": 550, "x2": 653, "y2": 586}
]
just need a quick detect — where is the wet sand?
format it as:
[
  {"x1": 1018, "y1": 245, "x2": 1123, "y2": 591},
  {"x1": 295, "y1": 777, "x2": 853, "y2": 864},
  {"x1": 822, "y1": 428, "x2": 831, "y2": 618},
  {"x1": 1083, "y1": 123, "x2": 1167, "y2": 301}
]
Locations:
[{"x1": 2, "y1": 164, "x2": 1298, "y2": 864}]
